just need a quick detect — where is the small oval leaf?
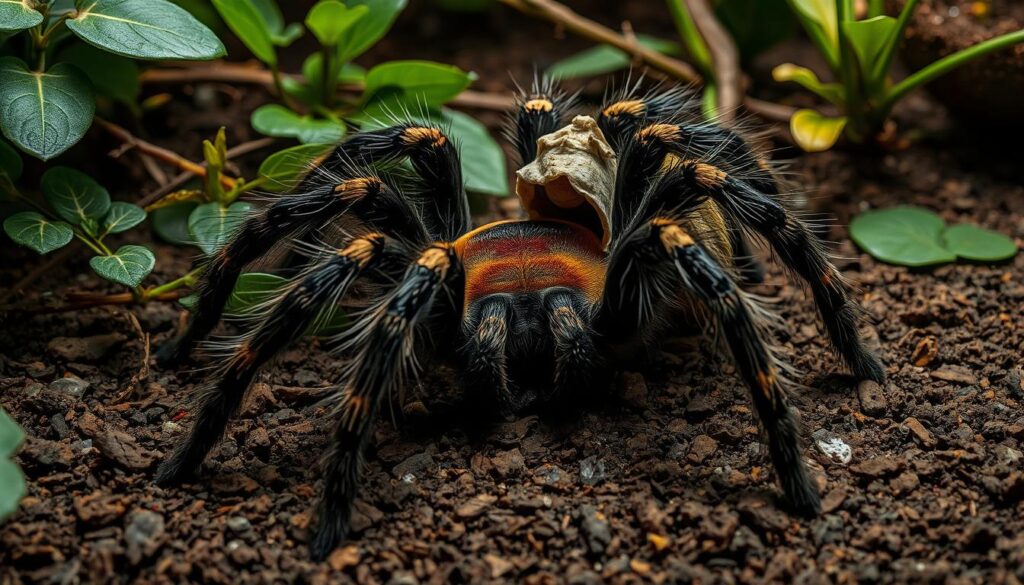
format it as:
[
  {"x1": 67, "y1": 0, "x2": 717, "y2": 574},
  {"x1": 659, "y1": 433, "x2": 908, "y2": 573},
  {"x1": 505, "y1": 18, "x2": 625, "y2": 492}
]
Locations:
[
  {"x1": 67, "y1": 0, "x2": 226, "y2": 61},
  {"x1": 363, "y1": 60, "x2": 475, "y2": 108},
  {"x1": 547, "y1": 35, "x2": 681, "y2": 80},
  {"x1": 40, "y1": 166, "x2": 111, "y2": 225},
  {"x1": 251, "y1": 104, "x2": 346, "y2": 144},
  {"x1": 0, "y1": 406, "x2": 26, "y2": 522},
  {"x1": 3, "y1": 211, "x2": 74, "y2": 254},
  {"x1": 790, "y1": 109, "x2": 846, "y2": 152},
  {"x1": 188, "y1": 201, "x2": 252, "y2": 256},
  {"x1": 850, "y1": 206, "x2": 957, "y2": 267},
  {"x1": 0, "y1": 0, "x2": 43, "y2": 32},
  {"x1": 942, "y1": 224, "x2": 1018, "y2": 262},
  {"x1": 211, "y1": 0, "x2": 276, "y2": 64},
  {"x1": 102, "y1": 201, "x2": 147, "y2": 234},
  {"x1": 772, "y1": 63, "x2": 845, "y2": 105},
  {"x1": 89, "y1": 244, "x2": 155, "y2": 287},
  {"x1": 305, "y1": 0, "x2": 368, "y2": 46},
  {"x1": 257, "y1": 143, "x2": 333, "y2": 193},
  {"x1": 337, "y1": 0, "x2": 407, "y2": 62},
  {"x1": 0, "y1": 58, "x2": 95, "y2": 161}
]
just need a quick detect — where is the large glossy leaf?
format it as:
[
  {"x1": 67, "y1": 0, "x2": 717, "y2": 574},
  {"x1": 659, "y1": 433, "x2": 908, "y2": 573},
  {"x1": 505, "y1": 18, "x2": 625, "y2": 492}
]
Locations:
[
  {"x1": 306, "y1": 0, "x2": 368, "y2": 46},
  {"x1": 212, "y1": 0, "x2": 275, "y2": 64},
  {"x1": 363, "y1": 61, "x2": 475, "y2": 108},
  {"x1": 0, "y1": 0, "x2": 43, "y2": 32},
  {"x1": 188, "y1": 201, "x2": 252, "y2": 256},
  {"x1": 67, "y1": 0, "x2": 225, "y2": 61},
  {"x1": 547, "y1": 35, "x2": 681, "y2": 80},
  {"x1": 841, "y1": 16, "x2": 896, "y2": 83},
  {"x1": 337, "y1": 0, "x2": 407, "y2": 61},
  {"x1": 772, "y1": 63, "x2": 845, "y2": 105},
  {"x1": 57, "y1": 43, "x2": 139, "y2": 105},
  {"x1": 0, "y1": 407, "x2": 25, "y2": 522},
  {"x1": 40, "y1": 166, "x2": 111, "y2": 225},
  {"x1": 258, "y1": 143, "x2": 333, "y2": 193},
  {"x1": 790, "y1": 109, "x2": 846, "y2": 152},
  {"x1": 790, "y1": 0, "x2": 838, "y2": 47},
  {"x1": 850, "y1": 206, "x2": 956, "y2": 267},
  {"x1": 3, "y1": 211, "x2": 74, "y2": 254},
  {"x1": 251, "y1": 104, "x2": 346, "y2": 144},
  {"x1": 0, "y1": 58, "x2": 94, "y2": 161},
  {"x1": 102, "y1": 201, "x2": 146, "y2": 234},
  {"x1": 151, "y1": 201, "x2": 197, "y2": 245},
  {"x1": 942, "y1": 224, "x2": 1018, "y2": 262},
  {"x1": 89, "y1": 244, "x2": 155, "y2": 287}
]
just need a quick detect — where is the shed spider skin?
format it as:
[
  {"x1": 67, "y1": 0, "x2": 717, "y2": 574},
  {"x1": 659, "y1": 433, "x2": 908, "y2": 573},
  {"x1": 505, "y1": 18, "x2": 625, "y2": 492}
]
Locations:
[{"x1": 155, "y1": 79, "x2": 884, "y2": 560}]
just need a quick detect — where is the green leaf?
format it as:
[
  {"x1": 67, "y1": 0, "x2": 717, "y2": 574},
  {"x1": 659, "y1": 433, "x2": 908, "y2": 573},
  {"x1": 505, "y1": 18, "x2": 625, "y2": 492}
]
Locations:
[
  {"x1": 224, "y1": 272, "x2": 286, "y2": 313},
  {"x1": 0, "y1": 58, "x2": 94, "y2": 161},
  {"x1": 338, "y1": 62, "x2": 366, "y2": 84},
  {"x1": 212, "y1": 0, "x2": 276, "y2": 64},
  {"x1": 246, "y1": 0, "x2": 302, "y2": 46},
  {"x1": 772, "y1": 63, "x2": 845, "y2": 105},
  {"x1": 0, "y1": 407, "x2": 26, "y2": 522},
  {"x1": 57, "y1": 44, "x2": 140, "y2": 105},
  {"x1": 102, "y1": 201, "x2": 146, "y2": 234},
  {"x1": 442, "y1": 109, "x2": 508, "y2": 196},
  {"x1": 363, "y1": 60, "x2": 475, "y2": 108},
  {"x1": 547, "y1": 35, "x2": 681, "y2": 80},
  {"x1": 841, "y1": 15, "x2": 896, "y2": 84},
  {"x1": 790, "y1": 0, "x2": 838, "y2": 47},
  {"x1": 942, "y1": 224, "x2": 1018, "y2": 262},
  {"x1": 251, "y1": 104, "x2": 346, "y2": 144},
  {"x1": 41, "y1": 166, "x2": 111, "y2": 225},
  {"x1": 151, "y1": 201, "x2": 196, "y2": 245},
  {"x1": 188, "y1": 201, "x2": 252, "y2": 256},
  {"x1": 336, "y1": 0, "x2": 407, "y2": 62},
  {"x1": 306, "y1": 0, "x2": 368, "y2": 46},
  {"x1": 0, "y1": 138, "x2": 23, "y2": 185},
  {"x1": 850, "y1": 206, "x2": 957, "y2": 267},
  {"x1": 3, "y1": 211, "x2": 74, "y2": 254},
  {"x1": 789, "y1": 109, "x2": 847, "y2": 152},
  {"x1": 89, "y1": 244, "x2": 155, "y2": 287},
  {"x1": 0, "y1": 407, "x2": 23, "y2": 458},
  {"x1": 258, "y1": 143, "x2": 333, "y2": 193},
  {"x1": 68, "y1": 0, "x2": 225, "y2": 61},
  {"x1": 0, "y1": 0, "x2": 43, "y2": 32}
]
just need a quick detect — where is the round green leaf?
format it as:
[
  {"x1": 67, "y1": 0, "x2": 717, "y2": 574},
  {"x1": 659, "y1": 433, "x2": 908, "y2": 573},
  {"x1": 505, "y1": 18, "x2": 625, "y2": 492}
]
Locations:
[
  {"x1": 188, "y1": 201, "x2": 252, "y2": 256},
  {"x1": 0, "y1": 138, "x2": 23, "y2": 184},
  {"x1": 224, "y1": 272, "x2": 287, "y2": 314},
  {"x1": 0, "y1": 58, "x2": 95, "y2": 161},
  {"x1": 57, "y1": 43, "x2": 140, "y2": 104},
  {"x1": 41, "y1": 166, "x2": 111, "y2": 225},
  {"x1": 0, "y1": 407, "x2": 25, "y2": 458},
  {"x1": 102, "y1": 201, "x2": 146, "y2": 234},
  {"x1": 363, "y1": 61, "x2": 475, "y2": 108},
  {"x1": 306, "y1": 1, "x2": 368, "y2": 46},
  {"x1": 151, "y1": 201, "x2": 197, "y2": 245},
  {"x1": 850, "y1": 206, "x2": 957, "y2": 267},
  {"x1": 258, "y1": 143, "x2": 333, "y2": 193},
  {"x1": 942, "y1": 224, "x2": 1018, "y2": 262},
  {"x1": 790, "y1": 109, "x2": 846, "y2": 152},
  {"x1": 89, "y1": 244, "x2": 155, "y2": 287},
  {"x1": 251, "y1": 104, "x2": 346, "y2": 144},
  {"x1": 0, "y1": 457, "x2": 25, "y2": 521},
  {"x1": 3, "y1": 211, "x2": 75, "y2": 254},
  {"x1": 67, "y1": 0, "x2": 226, "y2": 61},
  {"x1": 0, "y1": 0, "x2": 43, "y2": 32},
  {"x1": 547, "y1": 35, "x2": 681, "y2": 80},
  {"x1": 337, "y1": 0, "x2": 406, "y2": 61},
  {"x1": 211, "y1": 0, "x2": 275, "y2": 64}
]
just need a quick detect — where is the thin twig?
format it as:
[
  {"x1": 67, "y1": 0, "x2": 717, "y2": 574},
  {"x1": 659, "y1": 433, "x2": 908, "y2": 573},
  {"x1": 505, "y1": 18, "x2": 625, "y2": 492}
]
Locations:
[
  {"x1": 684, "y1": 0, "x2": 741, "y2": 123},
  {"x1": 498, "y1": 0, "x2": 701, "y2": 83},
  {"x1": 95, "y1": 117, "x2": 237, "y2": 190},
  {"x1": 115, "y1": 311, "x2": 150, "y2": 404}
]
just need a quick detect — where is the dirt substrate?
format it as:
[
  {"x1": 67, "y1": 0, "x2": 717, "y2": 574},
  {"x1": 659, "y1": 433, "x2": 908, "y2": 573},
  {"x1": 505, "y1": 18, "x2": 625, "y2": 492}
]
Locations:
[{"x1": 3, "y1": 4, "x2": 1024, "y2": 584}]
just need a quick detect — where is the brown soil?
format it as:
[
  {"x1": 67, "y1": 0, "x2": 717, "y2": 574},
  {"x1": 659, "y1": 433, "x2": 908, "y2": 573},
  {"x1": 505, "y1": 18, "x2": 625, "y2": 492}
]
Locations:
[{"x1": 3, "y1": 3, "x2": 1024, "y2": 584}]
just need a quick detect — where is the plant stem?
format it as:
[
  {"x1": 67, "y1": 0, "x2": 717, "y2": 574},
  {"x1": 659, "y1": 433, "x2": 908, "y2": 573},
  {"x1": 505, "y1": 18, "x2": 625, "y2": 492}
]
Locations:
[
  {"x1": 835, "y1": 0, "x2": 863, "y2": 139},
  {"x1": 270, "y1": 62, "x2": 302, "y2": 111},
  {"x1": 682, "y1": 0, "x2": 741, "y2": 123},
  {"x1": 666, "y1": 0, "x2": 713, "y2": 77},
  {"x1": 882, "y1": 29, "x2": 1024, "y2": 110},
  {"x1": 785, "y1": 0, "x2": 840, "y2": 72},
  {"x1": 144, "y1": 267, "x2": 203, "y2": 299},
  {"x1": 321, "y1": 47, "x2": 336, "y2": 108},
  {"x1": 872, "y1": 0, "x2": 920, "y2": 83},
  {"x1": 73, "y1": 232, "x2": 106, "y2": 256}
]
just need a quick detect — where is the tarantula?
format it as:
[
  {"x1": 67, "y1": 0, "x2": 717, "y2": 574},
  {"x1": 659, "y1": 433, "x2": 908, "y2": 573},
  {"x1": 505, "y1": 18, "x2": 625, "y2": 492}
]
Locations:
[{"x1": 154, "y1": 79, "x2": 885, "y2": 560}]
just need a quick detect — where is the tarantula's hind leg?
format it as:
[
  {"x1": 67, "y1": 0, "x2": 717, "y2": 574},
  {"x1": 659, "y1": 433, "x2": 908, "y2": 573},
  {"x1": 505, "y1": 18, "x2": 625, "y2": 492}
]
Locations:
[
  {"x1": 155, "y1": 233, "x2": 393, "y2": 485},
  {"x1": 461, "y1": 297, "x2": 522, "y2": 417},
  {"x1": 545, "y1": 291, "x2": 602, "y2": 405}
]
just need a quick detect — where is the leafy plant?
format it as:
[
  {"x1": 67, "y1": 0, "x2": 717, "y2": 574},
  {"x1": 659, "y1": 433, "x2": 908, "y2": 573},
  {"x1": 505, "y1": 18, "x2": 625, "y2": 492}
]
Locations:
[
  {"x1": 0, "y1": 407, "x2": 26, "y2": 523},
  {"x1": 850, "y1": 206, "x2": 1018, "y2": 267},
  {"x1": 210, "y1": 0, "x2": 509, "y2": 196},
  {"x1": 0, "y1": 0, "x2": 223, "y2": 161},
  {"x1": 776, "y1": 0, "x2": 1024, "y2": 151}
]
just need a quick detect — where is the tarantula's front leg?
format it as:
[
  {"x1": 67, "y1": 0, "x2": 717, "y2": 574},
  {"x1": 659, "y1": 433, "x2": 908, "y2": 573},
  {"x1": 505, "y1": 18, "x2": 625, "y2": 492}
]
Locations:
[
  {"x1": 313, "y1": 243, "x2": 460, "y2": 560},
  {"x1": 155, "y1": 233, "x2": 396, "y2": 485},
  {"x1": 507, "y1": 76, "x2": 576, "y2": 165},
  {"x1": 604, "y1": 217, "x2": 821, "y2": 515}
]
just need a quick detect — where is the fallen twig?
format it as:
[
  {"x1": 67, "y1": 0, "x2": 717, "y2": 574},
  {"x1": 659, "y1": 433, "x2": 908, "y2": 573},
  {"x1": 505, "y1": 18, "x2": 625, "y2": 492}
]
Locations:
[
  {"x1": 684, "y1": 0, "x2": 741, "y2": 123},
  {"x1": 115, "y1": 311, "x2": 150, "y2": 404}
]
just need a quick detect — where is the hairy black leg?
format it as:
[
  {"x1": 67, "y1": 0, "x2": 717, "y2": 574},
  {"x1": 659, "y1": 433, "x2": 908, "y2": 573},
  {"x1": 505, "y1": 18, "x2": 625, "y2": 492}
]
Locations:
[
  {"x1": 155, "y1": 234, "x2": 392, "y2": 485},
  {"x1": 596, "y1": 85, "x2": 699, "y2": 151},
  {"x1": 544, "y1": 291, "x2": 600, "y2": 401},
  {"x1": 632, "y1": 150, "x2": 884, "y2": 383},
  {"x1": 615, "y1": 219, "x2": 820, "y2": 515},
  {"x1": 506, "y1": 77, "x2": 576, "y2": 165},
  {"x1": 461, "y1": 297, "x2": 517, "y2": 415},
  {"x1": 311, "y1": 243, "x2": 459, "y2": 560}
]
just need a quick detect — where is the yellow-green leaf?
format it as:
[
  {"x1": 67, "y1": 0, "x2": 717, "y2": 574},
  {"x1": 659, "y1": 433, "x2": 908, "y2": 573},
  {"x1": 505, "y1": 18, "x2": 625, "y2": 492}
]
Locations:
[
  {"x1": 772, "y1": 63, "x2": 845, "y2": 105},
  {"x1": 790, "y1": 109, "x2": 846, "y2": 152},
  {"x1": 841, "y1": 16, "x2": 896, "y2": 84},
  {"x1": 790, "y1": 0, "x2": 838, "y2": 47}
]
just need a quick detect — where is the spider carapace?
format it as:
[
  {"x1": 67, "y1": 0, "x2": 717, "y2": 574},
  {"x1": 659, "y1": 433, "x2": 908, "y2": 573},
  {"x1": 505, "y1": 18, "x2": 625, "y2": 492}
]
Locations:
[{"x1": 154, "y1": 80, "x2": 885, "y2": 560}]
